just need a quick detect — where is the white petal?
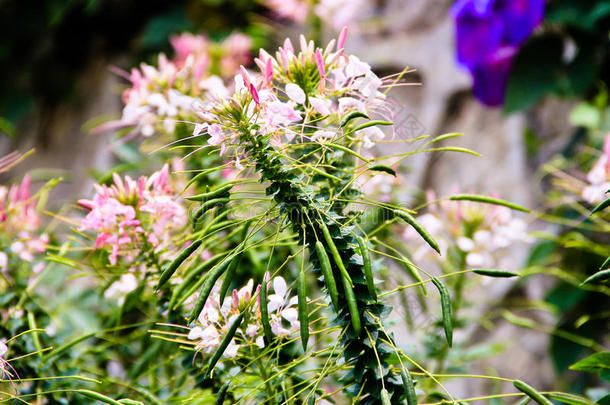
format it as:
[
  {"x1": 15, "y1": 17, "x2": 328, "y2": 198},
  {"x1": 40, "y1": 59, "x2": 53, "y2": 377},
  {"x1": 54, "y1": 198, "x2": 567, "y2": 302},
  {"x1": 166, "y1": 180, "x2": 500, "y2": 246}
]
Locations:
[
  {"x1": 285, "y1": 83, "x2": 306, "y2": 104},
  {"x1": 273, "y1": 277, "x2": 287, "y2": 297},
  {"x1": 281, "y1": 307, "x2": 298, "y2": 323}
]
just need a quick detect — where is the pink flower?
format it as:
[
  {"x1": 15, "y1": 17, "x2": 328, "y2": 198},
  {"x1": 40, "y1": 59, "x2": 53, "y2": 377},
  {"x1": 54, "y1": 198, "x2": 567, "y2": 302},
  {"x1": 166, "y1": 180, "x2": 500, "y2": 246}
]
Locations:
[
  {"x1": 266, "y1": 100, "x2": 302, "y2": 127},
  {"x1": 264, "y1": 0, "x2": 309, "y2": 22},
  {"x1": 78, "y1": 165, "x2": 186, "y2": 264}
]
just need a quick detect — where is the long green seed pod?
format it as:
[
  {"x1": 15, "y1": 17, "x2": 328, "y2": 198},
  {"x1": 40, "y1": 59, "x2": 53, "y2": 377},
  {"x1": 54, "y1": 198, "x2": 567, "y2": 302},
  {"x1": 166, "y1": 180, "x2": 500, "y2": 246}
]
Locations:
[
  {"x1": 513, "y1": 380, "x2": 553, "y2": 405},
  {"x1": 368, "y1": 164, "x2": 396, "y2": 177},
  {"x1": 189, "y1": 254, "x2": 236, "y2": 322},
  {"x1": 118, "y1": 400, "x2": 144, "y2": 405},
  {"x1": 315, "y1": 241, "x2": 339, "y2": 309},
  {"x1": 516, "y1": 398, "x2": 531, "y2": 405},
  {"x1": 547, "y1": 393, "x2": 595, "y2": 405},
  {"x1": 157, "y1": 239, "x2": 202, "y2": 290},
  {"x1": 394, "y1": 210, "x2": 440, "y2": 254},
  {"x1": 169, "y1": 253, "x2": 224, "y2": 310},
  {"x1": 342, "y1": 272, "x2": 361, "y2": 335},
  {"x1": 186, "y1": 183, "x2": 234, "y2": 202},
  {"x1": 449, "y1": 194, "x2": 530, "y2": 213},
  {"x1": 192, "y1": 197, "x2": 230, "y2": 224},
  {"x1": 205, "y1": 312, "x2": 244, "y2": 379},
  {"x1": 351, "y1": 120, "x2": 393, "y2": 133},
  {"x1": 259, "y1": 274, "x2": 274, "y2": 344},
  {"x1": 340, "y1": 111, "x2": 370, "y2": 127},
  {"x1": 401, "y1": 368, "x2": 417, "y2": 405},
  {"x1": 581, "y1": 269, "x2": 610, "y2": 285},
  {"x1": 357, "y1": 236, "x2": 377, "y2": 301},
  {"x1": 600, "y1": 256, "x2": 610, "y2": 270},
  {"x1": 219, "y1": 221, "x2": 250, "y2": 302},
  {"x1": 591, "y1": 196, "x2": 610, "y2": 214},
  {"x1": 472, "y1": 269, "x2": 519, "y2": 278},
  {"x1": 380, "y1": 388, "x2": 392, "y2": 405},
  {"x1": 431, "y1": 277, "x2": 453, "y2": 347},
  {"x1": 319, "y1": 222, "x2": 353, "y2": 286},
  {"x1": 298, "y1": 267, "x2": 309, "y2": 350},
  {"x1": 214, "y1": 381, "x2": 231, "y2": 405},
  {"x1": 218, "y1": 255, "x2": 239, "y2": 303},
  {"x1": 75, "y1": 390, "x2": 122, "y2": 405}
]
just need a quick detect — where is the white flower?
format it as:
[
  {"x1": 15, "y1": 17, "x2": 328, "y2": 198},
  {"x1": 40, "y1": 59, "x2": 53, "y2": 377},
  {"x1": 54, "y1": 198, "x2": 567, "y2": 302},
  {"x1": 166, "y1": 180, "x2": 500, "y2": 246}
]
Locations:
[
  {"x1": 0, "y1": 341, "x2": 7, "y2": 358},
  {"x1": 188, "y1": 325, "x2": 221, "y2": 353},
  {"x1": 224, "y1": 340, "x2": 240, "y2": 358},
  {"x1": 309, "y1": 97, "x2": 332, "y2": 116},
  {"x1": 285, "y1": 83, "x2": 306, "y2": 104},
  {"x1": 104, "y1": 273, "x2": 138, "y2": 302},
  {"x1": 357, "y1": 126, "x2": 385, "y2": 148},
  {"x1": 312, "y1": 130, "x2": 335, "y2": 142}
]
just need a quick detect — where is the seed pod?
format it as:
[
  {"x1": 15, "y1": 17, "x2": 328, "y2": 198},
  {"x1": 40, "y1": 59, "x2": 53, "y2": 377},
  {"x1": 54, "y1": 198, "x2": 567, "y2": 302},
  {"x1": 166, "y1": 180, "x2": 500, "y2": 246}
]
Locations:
[
  {"x1": 591, "y1": 196, "x2": 610, "y2": 214},
  {"x1": 431, "y1": 277, "x2": 453, "y2": 347},
  {"x1": 169, "y1": 253, "x2": 224, "y2": 310},
  {"x1": 340, "y1": 111, "x2": 370, "y2": 127},
  {"x1": 186, "y1": 183, "x2": 234, "y2": 202},
  {"x1": 472, "y1": 269, "x2": 519, "y2": 278},
  {"x1": 315, "y1": 241, "x2": 339, "y2": 309},
  {"x1": 192, "y1": 197, "x2": 230, "y2": 224},
  {"x1": 298, "y1": 266, "x2": 309, "y2": 350},
  {"x1": 205, "y1": 312, "x2": 244, "y2": 379},
  {"x1": 157, "y1": 239, "x2": 202, "y2": 290},
  {"x1": 380, "y1": 388, "x2": 392, "y2": 405},
  {"x1": 368, "y1": 164, "x2": 396, "y2": 177},
  {"x1": 394, "y1": 210, "x2": 440, "y2": 254},
  {"x1": 259, "y1": 274, "x2": 274, "y2": 344},
  {"x1": 600, "y1": 256, "x2": 610, "y2": 270},
  {"x1": 342, "y1": 272, "x2": 361, "y2": 335},
  {"x1": 189, "y1": 254, "x2": 236, "y2": 322},
  {"x1": 357, "y1": 236, "x2": 377, "y2": 301},
  {"x1": 219, "y1": 255, "x2": 239, "y2": 303},
  {"x1": 319, "y1": 222, "x2": 353, "y2": 286},
  {"x1": 581, "y1": 269, "x2": 610, "y2": 285},
  {"x1": 513, "y1": 380, "x2": 553, "y2": 405},
  {"x1": 547, "y1": 393, "x2": 594, "y2": 405},
  {"x1": 401, "y1": 368, "x2": 417, "y2": 405},
  {"x1": 214, "y1": 381, "x2": 231, "y2": 405},
  {"x1": 516, "y1": 398, "x2": 531, "y2": 405},
  {"x1": 75, "y1": 390, "x2": 122, "y2": 405},
  {"x1": 351, "y1": 120, "x2": 393, "y2": 133},
  {"x1": 449, "y1": 194, "x2": 530, "y2": 213},
  {"x1": 118, "y1": 400, "x2": 144, "y2": 405}
]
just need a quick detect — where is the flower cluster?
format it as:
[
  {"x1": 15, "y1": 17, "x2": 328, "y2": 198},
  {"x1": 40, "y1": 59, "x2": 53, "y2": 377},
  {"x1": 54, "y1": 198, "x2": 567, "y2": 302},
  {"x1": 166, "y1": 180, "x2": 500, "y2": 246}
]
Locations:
[
  {"x1": 403, "y1": 190, "x2": 530, "y2": 268},
  {"x1": 0, "y1": 175, "x2": 49, "y2": 269},
  {"x1": 198, "y1": 29, "x2": 395, "y2": 167},
  {"x1": 582, "y1": 134, "x2": 610, "y2": 204},
  {"x1": 112, "y1": 32, "x2": 251, "y2": 137},
  {"x1": 451, "y1": 0, "x2": 544, "y2": 106},
  {"x1": 78, "y1": 164, "x2": 187, "y2": 265},
  {"x1": 187, "y1": 274, "x2": 300, "y2": 359}
]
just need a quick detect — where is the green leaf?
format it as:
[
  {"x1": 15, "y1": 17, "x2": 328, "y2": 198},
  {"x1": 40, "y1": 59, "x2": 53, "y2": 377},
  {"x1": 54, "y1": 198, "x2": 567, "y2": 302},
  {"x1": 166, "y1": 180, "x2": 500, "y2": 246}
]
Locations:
[{"x1": 570, "y1": 352, "x2": 610, "y2": 374}]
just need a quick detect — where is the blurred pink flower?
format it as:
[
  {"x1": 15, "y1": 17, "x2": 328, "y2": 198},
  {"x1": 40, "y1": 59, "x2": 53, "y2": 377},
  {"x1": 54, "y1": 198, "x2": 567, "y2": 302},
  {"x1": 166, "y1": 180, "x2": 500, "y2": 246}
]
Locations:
[{"x1": 78, "y1": 164, "x2": 186, "y2": 264}]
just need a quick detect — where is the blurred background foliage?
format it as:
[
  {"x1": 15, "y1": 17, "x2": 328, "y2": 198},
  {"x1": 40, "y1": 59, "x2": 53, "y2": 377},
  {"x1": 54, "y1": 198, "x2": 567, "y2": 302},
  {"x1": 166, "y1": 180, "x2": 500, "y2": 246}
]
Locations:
[{"x1": 0, "y1": 0, "x2": 267, "y2": 125}]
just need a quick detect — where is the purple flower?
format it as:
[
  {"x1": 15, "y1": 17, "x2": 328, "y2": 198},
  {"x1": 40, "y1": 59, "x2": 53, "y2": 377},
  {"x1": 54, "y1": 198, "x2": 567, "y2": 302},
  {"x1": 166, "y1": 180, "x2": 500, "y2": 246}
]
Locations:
[{"x1": 452, "y1": 0, "x2": 544, "y2": 106}]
